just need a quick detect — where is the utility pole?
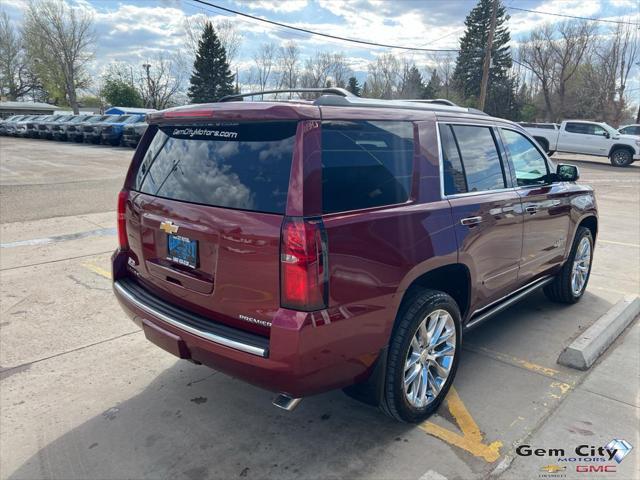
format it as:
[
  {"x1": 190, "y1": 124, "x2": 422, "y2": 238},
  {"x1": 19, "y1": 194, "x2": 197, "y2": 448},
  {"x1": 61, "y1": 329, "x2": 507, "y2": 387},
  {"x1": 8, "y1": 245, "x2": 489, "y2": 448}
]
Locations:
[
  {"x1": 479, "y1": 0, "x2": 498, "y2": 111},
  {"x1": 142, "y1": 63, "x2": 151, "y2": 108}
]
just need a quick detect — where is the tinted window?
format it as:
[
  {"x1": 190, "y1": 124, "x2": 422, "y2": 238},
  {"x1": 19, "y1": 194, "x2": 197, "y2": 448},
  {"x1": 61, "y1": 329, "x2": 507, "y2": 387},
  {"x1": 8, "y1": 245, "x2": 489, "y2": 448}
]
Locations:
[
  {"x1": 321, "y1": 120, "x2": 414, "y2": 214},
  {"x1": 501, "y1": 129, "x2": 549, "y2": 186},
  {"x1": 451, "y1": 125, "x2": 505, "y2": 192},
  {"x1": 565, "y1": 123, "x2": 606, "y2": 136},
  {"x1": 439, "y1": 124, "x2": 467, "y2": 195},
  {"x1": 620, "y1": 126, "x2": 640, "y2": 135},
  {"x1": 134, "y1": 122, "x2": 297, "y2": 214}
]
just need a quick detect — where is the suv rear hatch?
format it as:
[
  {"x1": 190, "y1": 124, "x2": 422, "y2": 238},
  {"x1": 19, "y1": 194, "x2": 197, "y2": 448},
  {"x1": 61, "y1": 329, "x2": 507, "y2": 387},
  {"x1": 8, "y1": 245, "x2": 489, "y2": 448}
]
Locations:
[{"x1": 122, "y1": 116, "x2": 306, "y2": 336}]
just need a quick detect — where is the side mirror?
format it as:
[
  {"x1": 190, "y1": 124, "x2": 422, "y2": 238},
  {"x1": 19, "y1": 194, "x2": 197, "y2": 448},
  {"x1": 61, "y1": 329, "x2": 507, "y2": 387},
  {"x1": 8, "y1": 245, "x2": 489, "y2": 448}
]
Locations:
[
  {"x1": 557, "y1": 164, "x2": 579, "y2": 182},
  {"x1": 604, "y1": 132, "x2": 611, "y2": 138}
]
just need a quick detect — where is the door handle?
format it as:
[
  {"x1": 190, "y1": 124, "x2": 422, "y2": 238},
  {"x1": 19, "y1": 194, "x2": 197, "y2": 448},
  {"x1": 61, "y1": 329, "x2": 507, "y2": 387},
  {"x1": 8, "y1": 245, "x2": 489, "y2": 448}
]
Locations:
[
  {"x1": 526, "y1": 205, "x2": 539, "y2": 215},
  {"x1": 460, "y1": 216, "x2": 483, "y2": 226}
]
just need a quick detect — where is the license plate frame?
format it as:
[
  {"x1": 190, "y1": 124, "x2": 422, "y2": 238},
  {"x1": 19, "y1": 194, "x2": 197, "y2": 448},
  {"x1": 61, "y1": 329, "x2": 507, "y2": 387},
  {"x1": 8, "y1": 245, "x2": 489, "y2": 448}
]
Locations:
[{"x1": 167, "y1": 234, "x2": 198, "y2": 268}]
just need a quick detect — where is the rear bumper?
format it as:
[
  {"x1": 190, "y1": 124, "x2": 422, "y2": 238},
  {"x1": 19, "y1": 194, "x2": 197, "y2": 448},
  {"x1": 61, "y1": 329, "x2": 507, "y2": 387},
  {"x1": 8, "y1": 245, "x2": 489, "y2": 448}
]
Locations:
[
  {"x1": 112, "y1": 252, "x2": 383, "y2": 397},
  {"x1": 114, "y1": 278, "x2": 269, "y2": 357}
]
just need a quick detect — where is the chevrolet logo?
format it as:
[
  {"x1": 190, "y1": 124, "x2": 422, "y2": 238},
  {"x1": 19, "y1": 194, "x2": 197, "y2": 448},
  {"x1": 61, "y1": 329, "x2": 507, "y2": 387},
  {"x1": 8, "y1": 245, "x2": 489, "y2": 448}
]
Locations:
[
  {"x1": 160, "y1": 221, "x2": 179, "y2": 234},
  {"x1": 540, "y1": 465, "x2": 565, "y2": 473}
]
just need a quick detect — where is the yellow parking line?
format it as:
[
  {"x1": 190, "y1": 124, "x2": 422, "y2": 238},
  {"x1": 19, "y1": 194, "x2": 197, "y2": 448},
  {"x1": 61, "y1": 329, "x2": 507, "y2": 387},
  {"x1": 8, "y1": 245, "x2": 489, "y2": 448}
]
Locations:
[
  {"x1": 420, "y1": 387, "x2": 503, "y2": 463},
  {"x1": 82, "y1": 263, "x2": 111, "y2": 279},
  {"x1": 598, "y1": 239, "x2": 640, "y2": 248},
  {"x1": 465, "y1": 345, "x2": 562, "y2": 379}
]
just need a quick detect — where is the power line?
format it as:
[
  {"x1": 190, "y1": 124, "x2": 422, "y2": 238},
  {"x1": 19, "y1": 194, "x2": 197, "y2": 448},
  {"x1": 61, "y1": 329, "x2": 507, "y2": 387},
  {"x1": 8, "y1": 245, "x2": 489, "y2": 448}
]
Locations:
[
  {"x1": 507, "y1": 6, "x2": 640, "y2": 26},
  {"x1": 189, "y1": 0, "x2": 459, "y2": 52}
]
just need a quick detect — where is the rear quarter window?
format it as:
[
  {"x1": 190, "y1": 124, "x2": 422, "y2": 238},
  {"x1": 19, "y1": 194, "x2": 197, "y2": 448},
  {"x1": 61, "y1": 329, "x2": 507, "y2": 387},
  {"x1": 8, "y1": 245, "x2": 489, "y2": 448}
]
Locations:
[
  {"x1": 321, "y1": 120, "x2": 415, "y2": 214},
  {"x1": 133, "y1": 122, "x2": 297, "y2": 214}
]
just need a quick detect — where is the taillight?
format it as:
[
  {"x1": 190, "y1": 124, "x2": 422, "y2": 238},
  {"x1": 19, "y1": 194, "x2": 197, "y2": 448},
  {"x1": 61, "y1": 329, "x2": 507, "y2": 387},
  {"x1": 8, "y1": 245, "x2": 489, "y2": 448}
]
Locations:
[
  {"x1": 280, "y1": 217, "x2": 328, "y2": 311},
  {"x1": 117, "y1": 190, "x2": 129, "y2": 250}
]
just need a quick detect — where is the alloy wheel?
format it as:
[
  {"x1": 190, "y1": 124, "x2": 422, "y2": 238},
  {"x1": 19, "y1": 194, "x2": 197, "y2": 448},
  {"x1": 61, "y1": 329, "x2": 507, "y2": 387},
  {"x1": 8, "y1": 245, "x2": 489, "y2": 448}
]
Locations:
[
  {"x1": 403, "y1": 309, "x2": 456, "y2": 408},
  {"x1": 571, "y1": 236, "x2": 591, "y2": 296}
]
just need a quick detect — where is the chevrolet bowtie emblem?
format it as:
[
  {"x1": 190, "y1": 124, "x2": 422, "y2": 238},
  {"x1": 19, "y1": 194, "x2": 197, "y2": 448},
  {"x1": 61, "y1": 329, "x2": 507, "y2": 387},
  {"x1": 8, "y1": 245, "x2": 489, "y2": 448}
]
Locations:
[
  {"x1": 540, "y1": 465, "x2": 565, "y2": 473},
  {"x1": 160, "y1": 221, "x2": 179, "y2": 234}
]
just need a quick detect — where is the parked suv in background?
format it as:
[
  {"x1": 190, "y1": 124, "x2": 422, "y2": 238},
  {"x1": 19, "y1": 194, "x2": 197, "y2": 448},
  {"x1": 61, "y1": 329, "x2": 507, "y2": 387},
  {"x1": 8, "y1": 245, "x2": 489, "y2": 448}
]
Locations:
[
  {"x1": 68, "y1": 115, "x2": 110, "y2": 142},
  {"x1": 618, "y1": 124, "x2": 640, "y2": 137},
  {"x1": 51, "y1": 115, "x2": 92, "y2": 141},
  {"x1": 100, "y1": 114, "x2": 145, "y2": 146},
  {"x1": 112, "y1": 89, "x2": 597, "y2": 422},
  {"x1": 122, "y1": 121, "x2": 148, "y2": 147}
]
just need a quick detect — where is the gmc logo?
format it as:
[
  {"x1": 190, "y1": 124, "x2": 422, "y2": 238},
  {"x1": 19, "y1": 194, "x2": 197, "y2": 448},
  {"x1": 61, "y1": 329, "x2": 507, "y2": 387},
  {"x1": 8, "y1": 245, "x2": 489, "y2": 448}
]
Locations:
[{"x1": 576, "y1": 465, "x2": 617, "y2": 473}]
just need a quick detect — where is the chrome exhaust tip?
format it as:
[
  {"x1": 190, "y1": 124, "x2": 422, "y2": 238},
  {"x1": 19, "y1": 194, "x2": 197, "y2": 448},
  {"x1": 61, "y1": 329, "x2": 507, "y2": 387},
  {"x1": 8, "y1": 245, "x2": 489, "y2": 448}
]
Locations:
[{"x1": 272, "y1": 393, "x2": 302, "y2": 411}]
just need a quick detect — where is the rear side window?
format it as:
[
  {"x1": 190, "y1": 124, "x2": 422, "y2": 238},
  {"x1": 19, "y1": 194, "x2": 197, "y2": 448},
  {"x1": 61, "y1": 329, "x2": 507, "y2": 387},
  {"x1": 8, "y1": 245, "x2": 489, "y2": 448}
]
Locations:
[
  {"x1": 134, "y1": 122, "x2": 297, "y2": 214},
  {"x1": 449, "y1": 125, "x2": 506, "y2": 192},
  {"x1": 321, "y1": 120, "x2": 414, "y2": 214},
  {"x1": 439, "y1": 124, "x2": 467, "y2": 195}
]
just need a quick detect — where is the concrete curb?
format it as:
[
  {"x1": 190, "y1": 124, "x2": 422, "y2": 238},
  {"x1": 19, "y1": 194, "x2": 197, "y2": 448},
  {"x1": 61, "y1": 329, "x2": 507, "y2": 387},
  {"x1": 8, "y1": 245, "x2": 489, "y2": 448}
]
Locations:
[{"x1": 558, "y1": 295, "x2": 640, "y2": 370}]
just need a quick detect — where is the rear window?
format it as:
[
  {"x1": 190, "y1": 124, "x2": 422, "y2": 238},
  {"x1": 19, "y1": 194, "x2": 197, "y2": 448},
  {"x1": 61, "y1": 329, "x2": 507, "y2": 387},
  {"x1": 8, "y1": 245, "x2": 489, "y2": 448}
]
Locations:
[
  {"x1": 321, "y1": 120, "x2": 414, "y2": 214},
  {"x1": 134, "y1": 122, "x2": 297, "y2": 214}
]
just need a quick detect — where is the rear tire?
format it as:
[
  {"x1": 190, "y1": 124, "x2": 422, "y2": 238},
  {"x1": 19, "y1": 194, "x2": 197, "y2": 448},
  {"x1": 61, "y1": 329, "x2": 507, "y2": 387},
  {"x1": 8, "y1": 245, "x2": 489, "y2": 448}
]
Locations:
[
  {"x1": 610, "y1": 148, "x2": 633, "y2": 167},
  {"x1": 544, "y1": 227, "x2": 593, "y2": 304},
  {"x1": 381, "y1": 289, "x2": 461, "y2": 423}
]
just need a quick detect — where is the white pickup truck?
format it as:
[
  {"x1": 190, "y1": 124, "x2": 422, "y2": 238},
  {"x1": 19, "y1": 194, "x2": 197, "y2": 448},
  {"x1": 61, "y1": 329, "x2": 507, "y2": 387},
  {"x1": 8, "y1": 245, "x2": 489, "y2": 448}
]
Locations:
[{"x1": 522, "y1": 120, "x2": 640, "y2": 167}]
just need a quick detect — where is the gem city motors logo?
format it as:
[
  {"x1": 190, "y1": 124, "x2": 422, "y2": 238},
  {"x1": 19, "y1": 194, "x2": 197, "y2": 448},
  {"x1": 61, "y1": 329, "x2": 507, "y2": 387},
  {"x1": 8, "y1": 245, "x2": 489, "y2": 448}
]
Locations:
[{"x1": 517, "y1": 439, "x2": 633, "y2": 477}]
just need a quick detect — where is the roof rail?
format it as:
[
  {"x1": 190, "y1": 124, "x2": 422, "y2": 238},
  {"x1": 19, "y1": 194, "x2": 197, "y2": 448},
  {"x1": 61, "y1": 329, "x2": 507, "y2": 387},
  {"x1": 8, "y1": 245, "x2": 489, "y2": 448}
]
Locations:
[
  {"x1": 219, "y1": 88, "x2": 354, "y2": 102},
  {"x1": 314, "y1": 95, "x2": 487, "y2": 115},
  {"x1": 405, "y1": 99, "x2": 459, "y2": 107}
]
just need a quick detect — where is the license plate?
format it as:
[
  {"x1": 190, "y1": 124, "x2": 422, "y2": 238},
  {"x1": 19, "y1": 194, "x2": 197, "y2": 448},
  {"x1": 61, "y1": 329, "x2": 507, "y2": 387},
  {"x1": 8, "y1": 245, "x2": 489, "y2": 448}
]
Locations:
[{"x1": 167, "y1": 234, "x2": 198, "y2": 268}]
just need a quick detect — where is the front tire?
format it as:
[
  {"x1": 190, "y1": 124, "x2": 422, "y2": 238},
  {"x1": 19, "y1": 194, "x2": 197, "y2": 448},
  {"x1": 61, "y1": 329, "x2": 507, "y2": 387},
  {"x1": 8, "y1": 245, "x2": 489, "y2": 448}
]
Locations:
[
  {"x1": 610, "y1": 148, "x2": 633, "y2": 167},
  {"x1": 544, "y1": 227, "x2": 593, "y2": 304},
  {"x1": 381, "y1": 289, "x2": 461, "y2": 423}
]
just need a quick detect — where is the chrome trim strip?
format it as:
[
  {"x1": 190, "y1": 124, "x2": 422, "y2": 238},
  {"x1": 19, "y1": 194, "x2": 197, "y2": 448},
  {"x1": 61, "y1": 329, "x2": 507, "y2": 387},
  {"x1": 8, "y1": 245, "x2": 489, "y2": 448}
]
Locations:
[
  {"x1": 465, "y1": 276, "x2": 553, "y2": 331},
  {"x1": 114, "y1": 281, "x2": 268, "y2": 357}
]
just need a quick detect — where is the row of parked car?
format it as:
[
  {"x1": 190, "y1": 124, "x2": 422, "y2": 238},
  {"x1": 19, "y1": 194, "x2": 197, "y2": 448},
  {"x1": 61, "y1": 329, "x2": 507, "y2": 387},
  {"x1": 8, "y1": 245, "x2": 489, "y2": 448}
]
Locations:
[{"x1": 0, "y1": 113, "x2": 148, "y2": 148}]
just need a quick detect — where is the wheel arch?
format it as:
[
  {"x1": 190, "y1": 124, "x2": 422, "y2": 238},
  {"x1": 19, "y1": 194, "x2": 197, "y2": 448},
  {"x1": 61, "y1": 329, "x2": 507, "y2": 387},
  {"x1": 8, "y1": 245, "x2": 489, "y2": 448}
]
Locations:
[
  {"x1": 395, "y1": 263, "x2": 471, "y2": 326},
  {"x1": 608, "y1": 144, "x2": 636, "y2": 157}
]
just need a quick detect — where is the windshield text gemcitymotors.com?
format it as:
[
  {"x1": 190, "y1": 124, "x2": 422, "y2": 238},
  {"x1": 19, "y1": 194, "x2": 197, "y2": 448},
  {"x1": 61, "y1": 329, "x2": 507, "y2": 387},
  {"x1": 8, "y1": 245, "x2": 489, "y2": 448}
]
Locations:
[{"x1": 172, "y1": 128, "x2": 238, "y2": 139}]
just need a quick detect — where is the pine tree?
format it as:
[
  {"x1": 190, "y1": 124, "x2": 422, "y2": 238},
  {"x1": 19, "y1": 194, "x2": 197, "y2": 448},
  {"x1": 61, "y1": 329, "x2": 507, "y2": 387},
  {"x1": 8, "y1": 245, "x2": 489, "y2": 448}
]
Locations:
[
  {"x1": 452, "y1": 0, "x2": 518, "y2": 118},
  {"x1": 423, "y1": 70, "x2": 442, "y2": 99},
  {"x1": 399, "y1": 65, "x2": 425, "y2": 99},
  {"x1": 346, "y1": 76, "x2": 361, "y2": 96},
  {"x1": 188, "y1": 22, "x2": 234, "y2": 103}
]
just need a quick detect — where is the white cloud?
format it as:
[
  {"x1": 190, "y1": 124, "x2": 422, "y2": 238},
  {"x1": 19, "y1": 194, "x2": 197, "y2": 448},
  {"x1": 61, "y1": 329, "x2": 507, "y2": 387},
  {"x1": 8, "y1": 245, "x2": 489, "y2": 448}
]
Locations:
[{"x1": 235, "y1": 0, "x2": 309, "y2": 13}]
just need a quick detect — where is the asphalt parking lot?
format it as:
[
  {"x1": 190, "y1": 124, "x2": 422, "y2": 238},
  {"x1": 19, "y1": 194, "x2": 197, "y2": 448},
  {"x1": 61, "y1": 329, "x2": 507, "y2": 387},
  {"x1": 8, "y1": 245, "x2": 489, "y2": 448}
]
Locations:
[{"x1": 1, "y1": 137, "x2": 638, "y2": 480}]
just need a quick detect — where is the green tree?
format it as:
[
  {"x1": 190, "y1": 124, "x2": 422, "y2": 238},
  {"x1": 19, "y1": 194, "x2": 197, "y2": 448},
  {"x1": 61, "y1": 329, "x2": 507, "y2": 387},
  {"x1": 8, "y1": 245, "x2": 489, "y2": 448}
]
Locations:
[
  {"x1": 188, "y1": 21, "x2": 234, "y2": 103},
  {"x1": 399, "y1": 65, "x2": 425, "y2": 99},
  {"x1": 346, "y1": 76, "x2": 361, "y2": 96},
  {"x1": 101, "y1": 78, "x2": 142, "y2": 107},
  {"x1": 423, "y1": 70, "x2": 442, "y2": 99},
  {"x1": 452, "y1": 0, "x2": 518, "y2": 118}
]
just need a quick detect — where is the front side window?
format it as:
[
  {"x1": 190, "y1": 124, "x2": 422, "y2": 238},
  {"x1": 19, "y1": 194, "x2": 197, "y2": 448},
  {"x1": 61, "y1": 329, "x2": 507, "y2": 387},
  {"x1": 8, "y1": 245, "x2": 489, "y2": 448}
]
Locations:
[
  {"x1": 450, "y1": 125, "x2": 506, "y2": 192},
  {"x1": 321, "y1": 120, "x2": 414, "y2": 214},
  {"x1": 501, "y1": 129, "x2": 549, "y2": 186}
]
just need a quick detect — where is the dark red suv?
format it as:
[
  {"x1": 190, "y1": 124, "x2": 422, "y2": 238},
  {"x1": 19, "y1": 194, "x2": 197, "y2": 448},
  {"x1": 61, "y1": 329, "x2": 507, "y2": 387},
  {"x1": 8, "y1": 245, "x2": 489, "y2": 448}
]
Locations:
[{"x1": 112, "y1": 89, "x2": 597, "y2": 422}]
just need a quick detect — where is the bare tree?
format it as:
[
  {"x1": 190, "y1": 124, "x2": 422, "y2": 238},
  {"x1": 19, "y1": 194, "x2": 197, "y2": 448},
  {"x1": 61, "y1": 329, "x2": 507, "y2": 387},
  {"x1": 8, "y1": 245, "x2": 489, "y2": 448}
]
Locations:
[
  {"x1": 299, "y1": 51, "x2": 351, "y2": 92},
  {"x1": 518, "y1": 24, "x2": 556, "y2": 121},
  {"x1": 139, "y1": 54, "x2": 185, "y2": 109},
  {"x1": 0, "y1": 11, "x2": 39, "y2": 100},
  {"x1": 23, "y1": 0, "x2": 95, "y2": 113},
  {"x1": 550, "y1": 20, "x2": 596, "y2": 121},
  {"x1": 276, "y1": 41, "x2": 300, "y2": 91},
  {"x1": 252, "y1": 42, "x2": 277, "y2": 92},
  {"x1": 366, "y1": 53, "x2": 400, "y2": 98}
]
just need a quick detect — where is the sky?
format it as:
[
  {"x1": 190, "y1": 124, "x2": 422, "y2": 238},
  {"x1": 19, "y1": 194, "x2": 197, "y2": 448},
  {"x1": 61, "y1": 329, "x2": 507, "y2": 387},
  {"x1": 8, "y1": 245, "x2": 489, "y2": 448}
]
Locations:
[{"x1": 3, "y1": 0, "x2": 640, "y2": 100}]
